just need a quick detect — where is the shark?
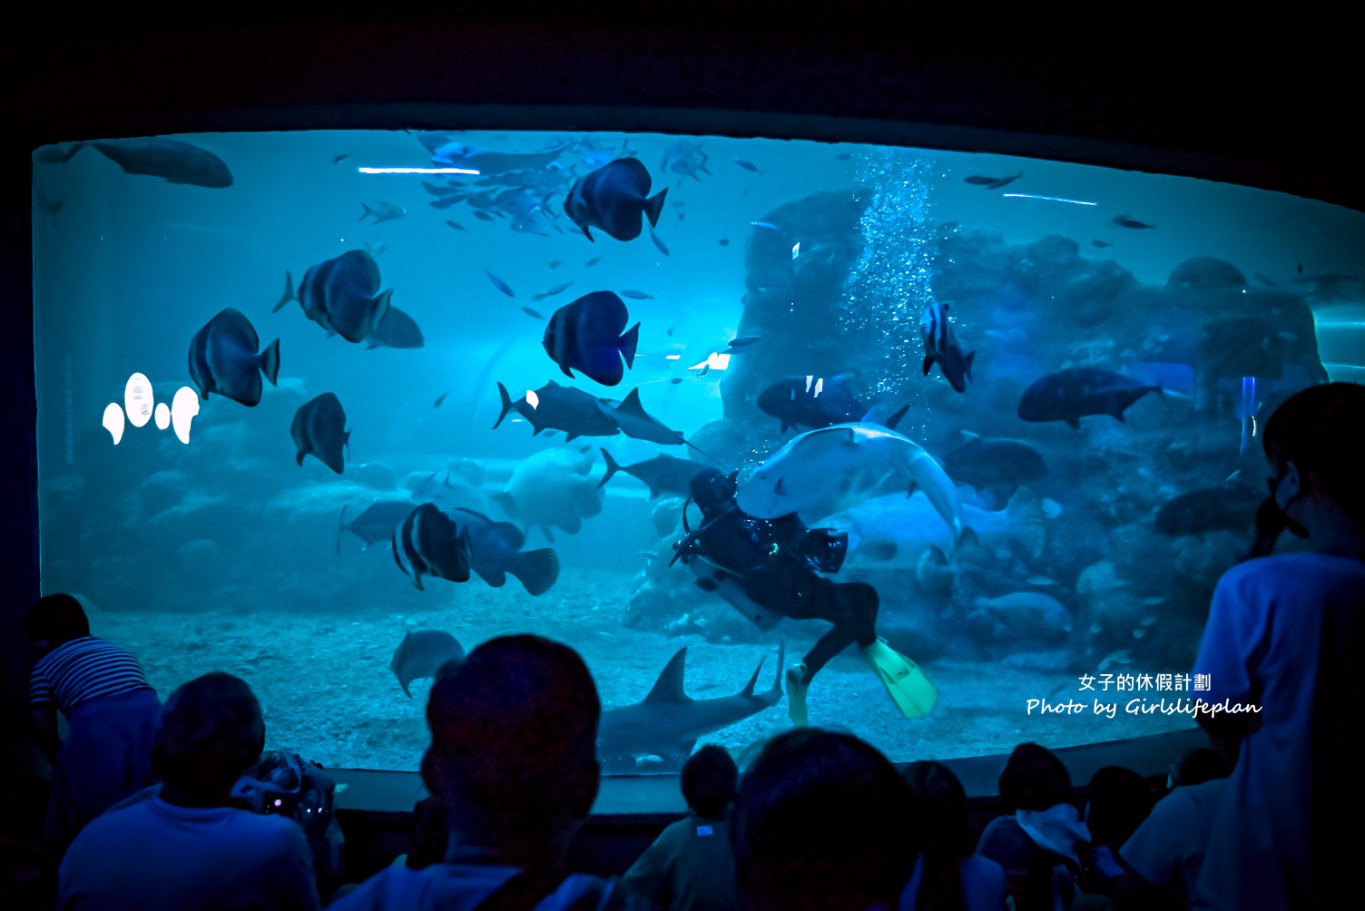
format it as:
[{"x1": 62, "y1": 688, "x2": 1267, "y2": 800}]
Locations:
[
  {"x1": 737, "y1": 421, "x2": 965, "y2": 546},
  {"x1": 597, "y1": 644, "x2": 784, "y2": 773}
]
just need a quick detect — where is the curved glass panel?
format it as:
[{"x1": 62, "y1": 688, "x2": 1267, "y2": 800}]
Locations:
[{"x1": 32, "y1": 129, "x2": 1365, "y2": 773}]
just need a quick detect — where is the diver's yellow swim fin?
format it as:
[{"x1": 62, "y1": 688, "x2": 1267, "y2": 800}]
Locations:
[
  {"x1": 861, "y1": 639, "x2": 937, "y2": 718},
  {"x1": 786, "y1": 662, "x2": 810, "y2": 727}
]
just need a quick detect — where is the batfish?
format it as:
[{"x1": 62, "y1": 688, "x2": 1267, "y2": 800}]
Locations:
[
  {"x1": 187, "y1": 308, "x2": 280, "y2": 407},
  {"x1": 564, "y1": 157, "x2": 668, "y2": 242},
  {"x1": 390, "y1": 629, "x2": 464, "y2": 697},
  {"x1": 291, "y1": 392, "x2": 349, "y2": 474},
  {"x1": 542, "y1": 291, "x2": 639, "y2": 386},
  {"x1": 275, "y1": 250, "x2": 393, "y2": 345}
]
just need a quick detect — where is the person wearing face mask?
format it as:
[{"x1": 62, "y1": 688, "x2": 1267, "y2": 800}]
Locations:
[{"x1": 1189, "y1": 382, "x2": 1365, "y2": 911}]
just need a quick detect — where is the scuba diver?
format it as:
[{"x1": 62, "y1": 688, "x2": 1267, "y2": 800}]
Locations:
[{"x1": 672, "y1": 467, "x2": 937, "y2": 726}]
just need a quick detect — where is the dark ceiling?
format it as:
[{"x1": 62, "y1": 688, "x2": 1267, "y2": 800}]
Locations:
[{"x1": 5, "y1": 5, "x2": 1360, "y2": 211}]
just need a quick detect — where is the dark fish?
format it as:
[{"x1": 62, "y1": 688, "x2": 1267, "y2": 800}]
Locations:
[
  {"x1": 520, "y1": 306, "x2": 545, "y2": 319},
  {"x1": 563, "y1": 158, "x2": 668, "y2": 242},
  {"x1": 1017, "y1": 368, "x2": 1162, "y2": 429},
  {"x1": 485, "y1": 268, "x2": 515, "y2": 298},
  {"x1": 444, "y1": 219, "x2": 467, "y2": 231},
  {"x1": 530, "y1": 281, "x2": 574, "y2": 302},
  {"x1": 920, "y1": 300, "x2": 975, "y2": 393},
  {"x1": 34, "y1": 187, "x2": 66, "y2": 217},
  {"x1": 338, "y1": 500, "x2": 414, "y2": 552},
  {"x1": 964, "y1": 171, "x2": 1022, "y2": 189},
  {"x1": 585, "y1": 256, "x2": 602, "y2": 267},
  {"x1": 275, "y1": 250, "x2": 393, "y2": 344},
  {"x1": 1092, "y1": 239, "x2": 1112, "y2": 248},
  {"x1": 332, "y1": 153, "x2": 351, "y2": 165},
  {"x1": 726, "y1": 336, "x2": 761, "y2": 350},
  {"x1": 597, "y1": 645, "x2": 783, "y2": 773},
  {"x1": 1155, "y1": 484, "x2": 1264, "y2": 538},
  {"x1": 542, "y1": 291, "x2": 640, "y2": 386},
  {"x1": 431, "y1": 142, "x2": 569, "y2": 175},
  {"x1": 756, "y1": 375, "x2": 866, "y2": 432},
  {"x1": 40, "y1": 138, "x2": 233, "y2": 188},
  {"x1": 441, "y1": 507, "x2": 559, "y2": 595},
  {"x1": 595, "y1": 388, "x2": 684, "y2": 445},
  {"x1": 1112, "y1": 214, "x2": 1156, "y2": 230},
  {"x1": 392, "y1": 503, "x2": 472, "y2": 590},
  {"x1": 942, "y1": 433, "x2": 1048, "y2": 496},
  {"x1": 549, "y1": 259, "x2": 563, "y2": 269},
  {"x1": 187, "y1": 308, "x2": 280, "y2": 407},
  {"x1": 360, "y1": 202, "x2": 406, "y2": 224},
  {"x1": 472, "y1": 210, "x2": 496, "y2": 222},
  {"x1": 364, "y1": 305, "x2": 425, "y2": 349},
  {"x1": 619, "y1": 290, "x2": 654, "y2": 300},
  {"x1": 659, "y1": 139, "x2": 711, "y2": 182},
  {"x1": 734, "y1": 158, "x2": 762, "y2": 172},
  {"x1": 598, "y1": 450, "x2": 709, "y2": 499},
  {"x1": 434, "y1": 391, "x2": 449, "y2": 408},
  {"x1": 494, "y1": 380, "x2": 621, "y2": 441},
  {"x1": 291, "y1": 392, "x2": 349, "y2": 474},
  {"x1": 649, "y1": 228, "x2": 671, "y2": 256},
  {"x1": 670, "y1": 377, "x2": 684, "y2": 384},
  {"x1": 718, "y1": 238, "x2": 730, "y2": 247},
  {"x1": 390, "y1": 630, "x2": 465, "y2": 697}
]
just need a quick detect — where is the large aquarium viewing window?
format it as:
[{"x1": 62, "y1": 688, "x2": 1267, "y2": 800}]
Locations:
[{"x1": 31, "y1": 129, "x2": 1365, "y2": 775}]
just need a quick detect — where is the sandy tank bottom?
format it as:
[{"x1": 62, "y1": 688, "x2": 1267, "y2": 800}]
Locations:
[{"x1": 91, "y1": 566, "x2": 1195, "y2": 775}]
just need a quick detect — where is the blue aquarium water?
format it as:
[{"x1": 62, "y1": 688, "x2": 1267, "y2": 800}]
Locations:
[{"x1": 30, "y1": 130, "x2": 1365, "y2": 775}]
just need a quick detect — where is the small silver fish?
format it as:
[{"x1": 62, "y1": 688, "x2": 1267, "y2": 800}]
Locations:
[
  {"x1": 444, "y1": 219, "x2": 466, "y2": 231},
  {"x1": 485, "y1": 268, "x2": 515, "y2": 298},
  {"x1": 620, "y1": 290, "x2": 654, "y2": 300},
  {"x1": 734, "y1": 158, "x2": 761, "y2": 172},
  {"x1": 649, "y1": 227, "x2": 670, "y2": 256},
  {"x1": 360, "y1": 201, "x2": 406, "y2": 224}
]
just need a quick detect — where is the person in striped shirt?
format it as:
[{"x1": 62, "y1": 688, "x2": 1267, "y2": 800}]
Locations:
[{"x1": 25, "y1": 593, "x2": 162, "y2": 854}]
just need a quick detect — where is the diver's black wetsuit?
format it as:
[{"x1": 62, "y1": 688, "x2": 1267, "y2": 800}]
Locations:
[{"x1": 676, "y1": 469, "x2": 877, "y2": 684}]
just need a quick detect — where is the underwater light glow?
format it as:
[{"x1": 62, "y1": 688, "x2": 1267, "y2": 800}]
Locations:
[
  {"x1": 357, "y1": 166, "x2": 480, "y2": 175},
  {"x1": 1002, "y1": 194, "x2": 1098, "y2": 206}
]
